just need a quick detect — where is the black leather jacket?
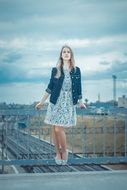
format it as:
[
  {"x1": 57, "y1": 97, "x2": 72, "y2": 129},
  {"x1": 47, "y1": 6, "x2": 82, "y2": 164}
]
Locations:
[{"x1": 46, "y1": 66, "x2": 82, "y2": 105}]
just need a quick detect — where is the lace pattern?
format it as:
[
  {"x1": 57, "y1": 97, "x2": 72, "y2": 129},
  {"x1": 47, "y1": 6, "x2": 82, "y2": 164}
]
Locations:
[{"x1": 44, "y1": 69, "x2": 76, "y2": 127}]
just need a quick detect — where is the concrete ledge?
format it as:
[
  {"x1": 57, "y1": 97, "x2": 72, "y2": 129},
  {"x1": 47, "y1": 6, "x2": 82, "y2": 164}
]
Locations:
[{"x1": 0, "y1": 170, "x2": 127, "y2": 190}]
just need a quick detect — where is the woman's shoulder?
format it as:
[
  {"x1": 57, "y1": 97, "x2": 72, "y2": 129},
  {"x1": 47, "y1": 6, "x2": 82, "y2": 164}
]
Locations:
[
  {"x1": 75, "y1": 66, "x2": 80, "y2": 70},
  {"x1": 51, "y1": 67, "x2": 57, "y2": 72},
  {"x1": 75, "y1": 66, "x2": 81, "y2": 73},
  {"x1": 50, "y1": 67, "x2": 57, "y2": 76}
]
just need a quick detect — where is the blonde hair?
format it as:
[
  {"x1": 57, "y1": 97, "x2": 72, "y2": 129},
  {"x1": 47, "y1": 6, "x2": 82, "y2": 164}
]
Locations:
[{"x1": 55, "y1": 45, "x2": 75, "y2": 78}]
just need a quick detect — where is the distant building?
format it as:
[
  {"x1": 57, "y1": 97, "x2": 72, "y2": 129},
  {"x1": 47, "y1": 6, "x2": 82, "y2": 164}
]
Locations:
[{"x1": 118, "y1": 95, "x2": 127, "y2": 108}]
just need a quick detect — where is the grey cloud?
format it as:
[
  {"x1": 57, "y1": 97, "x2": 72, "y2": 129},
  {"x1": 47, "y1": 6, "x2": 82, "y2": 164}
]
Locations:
[
  {"x1": 0, "y1": 63, "x2": 49, "y2": 84},
  {"x1": 0, "y1": 64, "x2": 24, "y2": 83},
  {"x1": 0, "y1": 0, "x2": 127, "y2": 38},
  {"x1": 124, "y1": 52, "x2": 127, "y2": 56},
  {"x1": 111, "y1": 61, "x2": 127, "y2": 73},
  {"x1": 99, "y1": 61, "x2": 110, "y2": 65},
  {"x1": 85, "y1": 60, "x2": 127, "y2": 80},
  {"x1": 0, "y1": 0, "x2": 72, "y2": 21},
  {"x1": 2, "y1": 52, "x2": 22, "y2": 63}
]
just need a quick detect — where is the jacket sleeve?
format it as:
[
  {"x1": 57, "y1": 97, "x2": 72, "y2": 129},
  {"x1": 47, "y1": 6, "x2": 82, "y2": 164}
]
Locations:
[
  {"x1": 77, "y1": 68, "x2": 82, "y2": 100},
  {"x1": 45, "y1": 67, "x2": 56, "y2": 94}
]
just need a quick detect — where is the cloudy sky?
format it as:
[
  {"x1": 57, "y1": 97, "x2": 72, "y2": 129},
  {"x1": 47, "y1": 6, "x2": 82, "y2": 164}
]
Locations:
[{"x1": 0, "y1": 0, "x2": 127, "y2": 104}]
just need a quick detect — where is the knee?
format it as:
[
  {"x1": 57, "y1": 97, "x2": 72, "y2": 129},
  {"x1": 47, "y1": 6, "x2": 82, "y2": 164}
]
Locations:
[{"x1": 54, "y1": 126, "x2": 63, "y2": 133}]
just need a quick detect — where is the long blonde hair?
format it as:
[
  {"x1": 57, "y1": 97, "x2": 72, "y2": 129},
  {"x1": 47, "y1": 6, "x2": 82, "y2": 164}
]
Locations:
[{"x1": 55, "y1": 45, "x2": 75, "y2": 78}]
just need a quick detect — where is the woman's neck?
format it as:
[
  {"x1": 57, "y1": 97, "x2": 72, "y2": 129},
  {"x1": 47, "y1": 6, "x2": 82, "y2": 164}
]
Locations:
[{"x1": 63, "y1": 61, "x2": 70, "y2": 70}]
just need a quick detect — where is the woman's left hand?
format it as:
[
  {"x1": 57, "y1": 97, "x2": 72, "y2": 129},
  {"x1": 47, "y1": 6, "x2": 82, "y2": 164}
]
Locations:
[{"x1": 79, "y1": 102, "x2": 87, "y2": 109}]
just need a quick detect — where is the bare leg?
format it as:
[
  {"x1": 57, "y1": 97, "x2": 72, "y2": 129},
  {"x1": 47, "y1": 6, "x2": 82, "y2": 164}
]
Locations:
[
  {"x1": 53, "y1": 126, "x2": 68, "y2": 160},
  {"x1": 52, "y1": 126, "x2": 61, "y2": 159}
]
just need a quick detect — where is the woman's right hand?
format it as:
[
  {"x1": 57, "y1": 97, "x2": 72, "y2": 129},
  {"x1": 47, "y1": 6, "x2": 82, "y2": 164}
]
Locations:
[{"x1": 35, "y1": 102, "x2": 43, "y2": 110}]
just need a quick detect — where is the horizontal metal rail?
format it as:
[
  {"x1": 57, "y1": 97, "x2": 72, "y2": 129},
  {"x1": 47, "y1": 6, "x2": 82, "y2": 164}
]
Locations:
[{"x1": 0, "y1": 108, "x2": 127, "y2": 172}]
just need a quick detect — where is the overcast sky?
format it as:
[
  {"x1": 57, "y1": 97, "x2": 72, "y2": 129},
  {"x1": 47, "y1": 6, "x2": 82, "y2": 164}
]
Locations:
[{"x1": 0, "y1": 0, "x2": 127, "y2": 104}]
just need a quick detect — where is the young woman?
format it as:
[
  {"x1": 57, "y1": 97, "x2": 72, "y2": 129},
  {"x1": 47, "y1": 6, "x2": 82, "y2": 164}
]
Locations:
[{"x1": 35, "y1": 45, "x2": 86, "y2": 165}]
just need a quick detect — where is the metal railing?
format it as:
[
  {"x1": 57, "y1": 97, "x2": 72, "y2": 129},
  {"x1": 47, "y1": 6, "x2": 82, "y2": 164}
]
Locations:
[{"x1": 0, "y1": 107, "x2": 127, "y2": 173}]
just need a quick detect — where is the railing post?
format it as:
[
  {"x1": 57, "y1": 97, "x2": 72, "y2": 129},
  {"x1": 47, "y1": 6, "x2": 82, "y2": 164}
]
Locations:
[
  {"x1": 1, "y1": 115, "x2": 5, "y2": 174},
  {"x1": 27, "y1": 114, "x2": 31, "y2": 159},
  {"x1": 102, "y1": 114, "x2": 107, "y2": 157},
  {"x1": 16, "y1": 115, "x2": 20, "y2": 159},
  {"x1": 113, "y1": 110, "x2": 117, "y2": 157},
  {"x1": 38, "y1": 111, "x2": 41, "y2": 140},
  {"x1": 71, "y1": 125, "x2": 74, "y2": 159},
  {"x1": 92, "y1": 113, "x2": 96, "y2": 157},
  {"x1": 80, "y1": 109, "x2": 86, "y2": 157},
  {"x1": 125, "y1": 111, "x2": 127, "y2": 157}
]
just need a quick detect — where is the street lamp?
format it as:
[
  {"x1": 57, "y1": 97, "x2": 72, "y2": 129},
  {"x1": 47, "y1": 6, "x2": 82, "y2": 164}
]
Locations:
[{"x1": 112, "y1": 75, "x2": 117, "y2": 107}]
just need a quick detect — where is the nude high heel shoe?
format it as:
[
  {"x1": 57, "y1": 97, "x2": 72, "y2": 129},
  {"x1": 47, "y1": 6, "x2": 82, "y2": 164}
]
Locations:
[
  {"x1": 55, "y1": 157, "x2": 62, "y2": 165},
  {"x1": 55, "y1": 152, "x2": 62, "y2": 165},
  {"x1": 62, "y1": 150, "x2": 68, "y2": 165}
]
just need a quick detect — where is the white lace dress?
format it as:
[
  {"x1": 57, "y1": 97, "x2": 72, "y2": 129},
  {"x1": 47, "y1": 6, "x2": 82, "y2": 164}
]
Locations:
[{"x1": 44, "y1": 69, "x2": 77, "y2": 127}]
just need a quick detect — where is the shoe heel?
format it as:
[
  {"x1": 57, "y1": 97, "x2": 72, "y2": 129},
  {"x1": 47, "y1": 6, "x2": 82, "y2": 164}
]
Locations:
[
  {"x1": 55, "y1": 157, "x2": 62, "y2": 165},
  {"x1": 62, "y1": 160, "x2": 67, "y2": 165}
]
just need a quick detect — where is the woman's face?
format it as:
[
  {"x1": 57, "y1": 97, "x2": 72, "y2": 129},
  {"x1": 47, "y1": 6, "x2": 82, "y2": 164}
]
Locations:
[{"x1": 61, "y1": 47, "x2": 71, "y2": 61}]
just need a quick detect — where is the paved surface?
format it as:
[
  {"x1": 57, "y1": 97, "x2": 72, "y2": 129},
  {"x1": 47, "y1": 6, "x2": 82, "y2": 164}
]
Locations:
[{"x1": 0, "y1": 170, "x2": 127, "y2": 190}]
